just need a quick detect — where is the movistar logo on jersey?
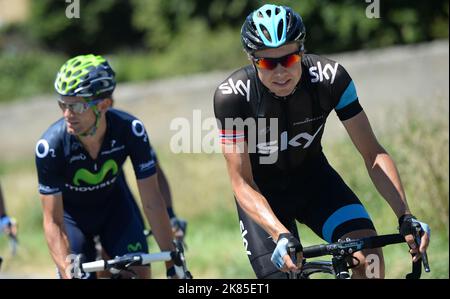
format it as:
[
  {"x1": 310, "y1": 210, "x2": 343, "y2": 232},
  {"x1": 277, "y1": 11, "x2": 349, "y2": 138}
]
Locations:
[
  {"x1": 127, "y1": 242, "x2": 143, "y2": 252},
  {"x1": 73, "y1": 159, "x2": 118, "y2": 186},
  {"x1": 309, "y1": 62, "x2": 339, "y2": 84},
  {"x1": 65, "y1": 177, "x2": 117, "y2": 192},
  {"x1": 219, "y1": 78, "x2": 251, "y2": 102},
  {"x1": 256, "y1": 124, "x2": 324, "y2": 155}
]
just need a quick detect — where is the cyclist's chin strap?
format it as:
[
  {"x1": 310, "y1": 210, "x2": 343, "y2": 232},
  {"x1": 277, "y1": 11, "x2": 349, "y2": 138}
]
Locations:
[{"x1": 79, "y1": 106, "x2": 101, "y2": 137}]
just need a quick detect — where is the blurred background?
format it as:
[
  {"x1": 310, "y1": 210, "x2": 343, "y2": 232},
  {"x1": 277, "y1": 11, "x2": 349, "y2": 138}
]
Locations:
[{"x1": 0, "y1": 0, "x2": 448, "y2": 278}]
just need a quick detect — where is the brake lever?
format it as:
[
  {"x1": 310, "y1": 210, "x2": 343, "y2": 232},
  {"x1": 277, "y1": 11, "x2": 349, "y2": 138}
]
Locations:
[
  {"x1": 406, "y1": 256, "x2": 422, "y2": 279},
  {"x1": 406, "y1": 227, "x2": 431, "y2": 279},
  {"x1": 414, "y1": 234, "x2": 430, "y2": 273},
  {"x1": 288, "y1": 246, "x2": 298, "y2": 279}
]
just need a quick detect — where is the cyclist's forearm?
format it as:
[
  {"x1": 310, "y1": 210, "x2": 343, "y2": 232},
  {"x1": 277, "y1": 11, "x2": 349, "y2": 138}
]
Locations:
[
  {"x1": 43, "y1": 221, "x2": 71, "y2": 278},
  {"x1": 365, "y1": 152, "x2": 411, "y2": 218},
  {"x1": 157, "y1": 166, "x2": 173, "y2": 209},
  {"x1": 234, "y1": 181, "x2": 289, "y2": 241},
  {"x1": 137, "y1": 176, "x2": 174, "y2": 252},
  {"x1": 142, "y1": 194, "x2": 174, "y2": 251},
  {"x1": 142, "y1": 195, "x2": 176, "y2": 270}
]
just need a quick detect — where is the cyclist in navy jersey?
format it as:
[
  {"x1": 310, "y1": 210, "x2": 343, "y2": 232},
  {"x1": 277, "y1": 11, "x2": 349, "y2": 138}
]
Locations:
[
  {"x1": 214, "y1": 4, "x2": 430, "y2": 278},
  {"x1": 0, "y1": 183, "x2": 17, "y2": 240},
  {"x1": 35, "y1": 54, "x2": 181, "y2": 279}
]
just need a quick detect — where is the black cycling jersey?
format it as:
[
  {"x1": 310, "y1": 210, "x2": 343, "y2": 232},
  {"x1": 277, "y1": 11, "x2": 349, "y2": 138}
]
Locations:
[
  {"x1": 35, "y1": 108, "x2": 157, "y2": 209},
  {"x1": 214, "y1": 54, "x2": 376, "y2": 278},
  {"x1": 214, "y1": 54, "x2": 363, "y2": 183}
]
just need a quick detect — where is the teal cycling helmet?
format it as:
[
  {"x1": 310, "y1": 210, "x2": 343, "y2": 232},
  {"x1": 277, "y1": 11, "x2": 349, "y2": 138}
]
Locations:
[
  {"x1": 54, "y1": 54, "x2": 116, "y2": 98},
  {"x1": 241, "y1": 4, "x2": 306, "y2": 54}
]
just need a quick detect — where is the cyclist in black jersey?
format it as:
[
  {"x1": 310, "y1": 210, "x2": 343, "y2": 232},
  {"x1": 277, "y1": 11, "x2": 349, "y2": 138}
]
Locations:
[
  {"x1": 214, "y1": 4, "x2": 430, "y2": 278},
  {"x1": 35, "y1": 54, "x2": 181, "y2": 279}
]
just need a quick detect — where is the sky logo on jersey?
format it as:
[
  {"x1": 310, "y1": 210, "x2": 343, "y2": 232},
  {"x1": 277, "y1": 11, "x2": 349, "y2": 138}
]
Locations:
[
  {"x1": 73, "y1": 159, "x2": 118, "y2": 186},
  {"x1": 219, "y1": 78, "x2": 251, "y2": 102},
  {"x1": 256, "y1": 124, "x2": 324, "y2": 155},
  {"x1": 309, "y1": 61, "x2": 339, "y2": 84},
  {"x1": 239, "y1": 220, "x2": 251, "y2": 256}
]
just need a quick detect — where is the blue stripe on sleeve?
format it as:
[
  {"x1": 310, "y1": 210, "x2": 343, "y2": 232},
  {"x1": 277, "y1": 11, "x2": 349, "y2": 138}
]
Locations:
[{"x1": 335, "y1": 81, "x2": 357, "y2": 110}]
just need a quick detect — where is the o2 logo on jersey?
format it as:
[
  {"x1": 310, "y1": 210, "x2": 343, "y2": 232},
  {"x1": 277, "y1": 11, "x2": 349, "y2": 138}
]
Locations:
[
  {"x1": 219, "y1": 78, "x2": 251, "y2": 102},
  {"x1": 309, "y1": 62, "x2": 339, "y2": 84},
  {"x1": 35, "y1": 139, "x2": 56, "y2": 158},
  {"x1": 132, "y1": 120, "x2": 148, "y2": 142}
]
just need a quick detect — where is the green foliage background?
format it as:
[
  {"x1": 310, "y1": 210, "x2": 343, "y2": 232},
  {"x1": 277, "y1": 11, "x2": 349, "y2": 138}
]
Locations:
[
  {"x1": 0, "y1": 0, "x2": 448, "y2": 102},
  {"x1": 0, "y1": 1, "x2": 448, "y2": 278}
]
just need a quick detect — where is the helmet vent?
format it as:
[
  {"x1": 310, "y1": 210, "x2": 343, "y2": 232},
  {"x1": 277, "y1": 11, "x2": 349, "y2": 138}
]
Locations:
[
  {"x1": 275, "y1": 7, "x2": 281, "y2": 15},
  {"x1": 260, "y1": 25, "x2": 272, "y2": 42},
  {"x1": 277, "y1": 21, "x2": 284, "y2": 41},
  {"x1": 257, "y1": 11, "x2": 263, "y2": 18},
  {"x1": 266, "y1": 9, "x2": 272, "y2": 17},
  {"x1": 54, "y1": 54, "x2": 116, "y2": 97}
]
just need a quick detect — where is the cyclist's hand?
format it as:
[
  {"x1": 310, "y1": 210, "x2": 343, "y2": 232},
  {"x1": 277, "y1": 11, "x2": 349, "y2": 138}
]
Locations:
[
  {"x1": 271, "y1": 233, "x2": 303, "y2": 273},
  {"x1": 170, "y1": 217, "x2": 187, "y2": 241},
  {"x1": 0, "y1": 215, "x2": 17, "y2": 238},
  {"x1": 399, "y1": 214, "x2": 431, "y2": 262}
]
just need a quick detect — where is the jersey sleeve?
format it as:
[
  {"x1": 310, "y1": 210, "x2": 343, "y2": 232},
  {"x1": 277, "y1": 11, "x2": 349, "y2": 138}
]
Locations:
[
  {"x1": 213, "y1": 70, "x2": 251, "y2": 145},
  {"x1": 35, "y1": 137, "x2": 64, "y2": 195},
  {"x1": 331, "y1": 64, "x2": 363, "y2": 121},
  {"x1": 126, "y1": 118, "x2": 157, "y2": 180}
]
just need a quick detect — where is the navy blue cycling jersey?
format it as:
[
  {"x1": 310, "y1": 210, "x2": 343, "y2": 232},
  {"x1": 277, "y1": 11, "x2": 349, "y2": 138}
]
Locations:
[
  {"x1": 35, "y1": 108, "x2": 157, "y2": 208},
  {"x1": 214, "y1": 54, "x2": 363, "y2": 181}
]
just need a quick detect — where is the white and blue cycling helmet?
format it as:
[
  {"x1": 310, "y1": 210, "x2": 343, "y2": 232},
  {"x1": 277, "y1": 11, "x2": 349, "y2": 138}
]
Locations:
[{"x1": 241, "y1": 4, "x2": 306, "y2": 54}]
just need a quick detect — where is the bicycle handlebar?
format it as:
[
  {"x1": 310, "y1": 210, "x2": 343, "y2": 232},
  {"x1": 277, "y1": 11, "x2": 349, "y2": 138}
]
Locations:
[
  {"x1": 81, "y1": 252, "x2": 173, "y2": 273},
  {"x1": 303, "y1": 234, "x2": 405, "y2": 258},
  {"x1": 301, "y1": 233, "x2": 428, "y2": 279}
]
